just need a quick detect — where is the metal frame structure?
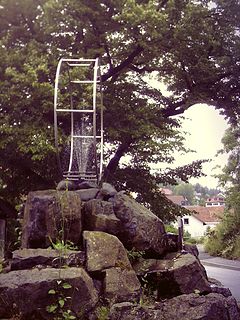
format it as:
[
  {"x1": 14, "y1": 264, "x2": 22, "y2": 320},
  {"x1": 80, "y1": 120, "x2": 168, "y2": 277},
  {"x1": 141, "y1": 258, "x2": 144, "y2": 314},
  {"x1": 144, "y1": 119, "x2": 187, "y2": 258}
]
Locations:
[{"x1": 54, "y1": 58, "x2": 103, "y2": 183}]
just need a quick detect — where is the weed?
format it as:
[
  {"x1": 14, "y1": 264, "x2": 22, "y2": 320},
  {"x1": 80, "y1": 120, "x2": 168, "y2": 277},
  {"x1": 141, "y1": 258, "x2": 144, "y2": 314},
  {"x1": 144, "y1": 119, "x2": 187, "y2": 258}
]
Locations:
[
  {"x1": 95, "y1": 306, "x2": 110, "y2": 320},
  {"x1": 46, "y1": 189, "x2": 79, "y2": 319},
  {"x1": 46, "y1": 280, "x2": 76, "y2": 320},
  {"x1": 127, "y1": 248, "x2": 145, "y2": 264}
]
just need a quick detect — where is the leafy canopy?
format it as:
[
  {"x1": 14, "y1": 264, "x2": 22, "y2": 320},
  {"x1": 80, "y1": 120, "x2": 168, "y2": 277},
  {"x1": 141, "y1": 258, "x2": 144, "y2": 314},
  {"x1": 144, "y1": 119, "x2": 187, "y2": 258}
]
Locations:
[{"x1": 0, "y1": 0, "x2": 240, "y2": 220}]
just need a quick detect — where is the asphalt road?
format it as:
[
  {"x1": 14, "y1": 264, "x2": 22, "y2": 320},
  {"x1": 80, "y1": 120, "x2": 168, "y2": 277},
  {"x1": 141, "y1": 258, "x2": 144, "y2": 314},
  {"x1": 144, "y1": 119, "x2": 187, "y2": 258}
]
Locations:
[
  {"x1": 204, "y1": 265, "x2": 240, "y2": 301},
  {"x1": 197, "y1": 245, "x2": 240, "y2": 301}
]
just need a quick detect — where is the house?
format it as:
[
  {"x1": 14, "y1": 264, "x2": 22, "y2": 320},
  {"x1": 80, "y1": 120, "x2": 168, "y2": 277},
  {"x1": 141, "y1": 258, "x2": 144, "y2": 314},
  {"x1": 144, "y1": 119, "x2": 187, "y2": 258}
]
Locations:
[
  {"x1": 164, "y1": 194, "x2": 189, "y2": 206},
  {"x1": 180, "y1": 206, "x2": 224, "y2": 238},
  {"x1": 205, "y1": 196, "x2": 225, "y2": 207},
  {"x1": 160, "y1": 188, "x2": 173, "y2": 196}
]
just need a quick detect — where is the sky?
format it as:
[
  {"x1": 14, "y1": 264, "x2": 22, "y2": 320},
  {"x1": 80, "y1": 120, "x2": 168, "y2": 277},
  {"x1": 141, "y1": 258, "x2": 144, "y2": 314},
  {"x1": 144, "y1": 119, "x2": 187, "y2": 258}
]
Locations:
[
  {"x1": 146, "y1": 77, "x2": 229, "y2": 189},
  {"x1": 172, "y1": 103, "x2": 229, "y2": 189}
]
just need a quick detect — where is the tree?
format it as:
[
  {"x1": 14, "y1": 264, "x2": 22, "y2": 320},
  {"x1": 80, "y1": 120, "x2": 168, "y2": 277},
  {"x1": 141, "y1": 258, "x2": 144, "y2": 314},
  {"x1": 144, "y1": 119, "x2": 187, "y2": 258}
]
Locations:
[
  {"x1": 1, "y1": 0, "x2": 240, "y2": 221},
  {"x1": 205, "y1": 126, "x2": 240, "y2": 258},
  {"x1": 173, "y1": 183, "x2": 195, "y2": 205}
]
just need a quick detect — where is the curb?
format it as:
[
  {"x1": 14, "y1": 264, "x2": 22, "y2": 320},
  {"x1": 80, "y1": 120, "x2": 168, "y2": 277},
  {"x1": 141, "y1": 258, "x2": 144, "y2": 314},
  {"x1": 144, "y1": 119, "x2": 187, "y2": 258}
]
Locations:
[{"x1": 201, "y1": 260, "x2": 240, "y2": 272}]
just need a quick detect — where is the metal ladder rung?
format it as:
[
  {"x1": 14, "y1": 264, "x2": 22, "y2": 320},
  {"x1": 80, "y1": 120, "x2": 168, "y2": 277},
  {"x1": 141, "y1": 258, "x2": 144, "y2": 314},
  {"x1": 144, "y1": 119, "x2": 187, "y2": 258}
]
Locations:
[
  {"x1": 67, "y1": 63, "x2": 91, "y2": 67},
  {"x1": 64, "y1": 171, "x2": 96, "y2": 175},
  {"x1": 62, "y1": 58, "x2": 96, "y2": 62},
  {"x1": 71, "y1": 80, "x2": 100, "y2": 84},
  {"x1": 73, "y1": 135, "x2": 101, "y2": 139},
  {"x1": 56, "y1": 109, "x2": 94, "y2": 113},
  {"x1": 63, "y1": 172, "x2": 97, "y2": 178}
]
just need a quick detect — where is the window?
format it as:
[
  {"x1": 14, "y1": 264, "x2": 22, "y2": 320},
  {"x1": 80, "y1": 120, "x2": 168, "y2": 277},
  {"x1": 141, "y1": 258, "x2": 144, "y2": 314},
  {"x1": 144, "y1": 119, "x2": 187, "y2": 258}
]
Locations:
[{"x1": 183, "y1": 218, "x2": 189, "y2": 225}]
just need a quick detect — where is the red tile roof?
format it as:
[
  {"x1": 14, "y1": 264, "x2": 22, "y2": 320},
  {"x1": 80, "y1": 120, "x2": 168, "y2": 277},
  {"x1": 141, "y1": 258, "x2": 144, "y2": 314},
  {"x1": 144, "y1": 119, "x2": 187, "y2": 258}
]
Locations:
[
  {"x1": 160, "y1": 188, "x2": 173, "y2": 195},
  {"x1": 185, "y1": 206, "x2": 224, "y2": 223},
  {"x1": 166, "y1": 195, "x2": 186, "y2": 205}
]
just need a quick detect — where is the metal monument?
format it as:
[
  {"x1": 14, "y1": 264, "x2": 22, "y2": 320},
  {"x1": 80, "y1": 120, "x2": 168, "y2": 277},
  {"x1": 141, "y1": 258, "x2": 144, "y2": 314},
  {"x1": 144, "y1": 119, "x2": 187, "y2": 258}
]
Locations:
[{"x1": 54, "y1": 58, "x2": 103, "y2": 184}]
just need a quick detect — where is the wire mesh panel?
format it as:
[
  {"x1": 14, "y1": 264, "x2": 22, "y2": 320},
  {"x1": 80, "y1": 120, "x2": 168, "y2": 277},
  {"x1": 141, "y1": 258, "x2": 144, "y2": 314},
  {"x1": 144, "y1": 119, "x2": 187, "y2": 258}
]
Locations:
[{"x1": 54, "y1": 58, "x2": 103, "y2": 183}]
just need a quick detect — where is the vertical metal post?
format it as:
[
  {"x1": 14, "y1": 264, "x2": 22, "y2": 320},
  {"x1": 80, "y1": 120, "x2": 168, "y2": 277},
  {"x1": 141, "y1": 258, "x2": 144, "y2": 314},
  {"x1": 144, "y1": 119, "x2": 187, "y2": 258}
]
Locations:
[
  {"x1": 92, "y1": 59, "x2": 98, "y2": 181},
  {"x1": 177, "y1": 216, "x2": 183, "y2": 251},
  {"x1": 0, "y1": 219, "x2": 6, "y2": 259},
  {"x1": 54, "y1": 58, "x2": 64, "y2": 176}
]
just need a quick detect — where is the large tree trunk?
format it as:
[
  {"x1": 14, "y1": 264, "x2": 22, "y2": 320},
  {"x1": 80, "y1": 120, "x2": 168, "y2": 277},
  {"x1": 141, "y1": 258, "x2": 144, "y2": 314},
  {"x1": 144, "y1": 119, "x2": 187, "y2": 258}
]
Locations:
[{"x1": 103, "y1": 141, "x2": 131, "y2": 181}]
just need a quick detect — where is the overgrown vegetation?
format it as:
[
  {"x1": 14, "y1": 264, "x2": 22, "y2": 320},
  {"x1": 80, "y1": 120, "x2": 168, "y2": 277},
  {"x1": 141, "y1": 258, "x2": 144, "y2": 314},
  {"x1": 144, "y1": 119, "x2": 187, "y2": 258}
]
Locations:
[
  {"x1": 205, "y1": 126, "x2": 240, "y2": 259},
  {"x1": 205, "y1": 191, "x2": 240, "y2": 259}
]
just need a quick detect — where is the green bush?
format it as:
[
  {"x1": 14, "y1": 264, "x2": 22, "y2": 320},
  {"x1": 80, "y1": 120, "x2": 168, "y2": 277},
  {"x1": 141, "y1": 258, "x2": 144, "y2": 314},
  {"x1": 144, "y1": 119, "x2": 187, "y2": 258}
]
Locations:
[
  {"x1": 204, "y1": 210, "x2": 240, "y2": 259},
  {"x1": 165, "y1": 224, "x2": 178, "y2": 234}
]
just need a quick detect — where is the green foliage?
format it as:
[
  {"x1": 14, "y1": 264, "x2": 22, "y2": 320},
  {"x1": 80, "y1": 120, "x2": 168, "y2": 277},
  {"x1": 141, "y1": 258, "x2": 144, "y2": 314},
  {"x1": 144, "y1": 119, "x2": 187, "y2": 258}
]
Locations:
[
  {"x1": 45, "y1": 190, "x2": 78, "y2": 319},
  {"x1": 1, "y1": 0, "x2": 240, "y2": 223},
  {"x1": 165, "y1": 224, "x2": 178, "y2": 234},
  {"x1": 205, "y1": 204, "x2": 240, "y2": 258},
  {"x1": 49, "y1": 239, "x2": 77, "y2": 252},
  {"x1": 127, "y1": 248, "x2": 145, "y2": 264},
  {"x1": 46, "y1": 280, "x2": 76, "y2": 320},
  {"x1": 205, "y1": 126, "x2": 240, "y2": 259},
  {"x1": 174, "y1": 183, "x2": 195, "y2": 205},
  {"x1": 95, "y1": 306, "x2": 110, "y2": 320}
]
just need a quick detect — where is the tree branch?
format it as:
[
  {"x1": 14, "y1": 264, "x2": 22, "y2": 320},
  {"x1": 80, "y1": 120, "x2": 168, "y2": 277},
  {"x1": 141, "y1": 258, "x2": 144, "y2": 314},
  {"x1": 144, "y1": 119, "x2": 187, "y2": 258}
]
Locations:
[{"x1": 101, "y1": 45, "x2": 144, "y2": 82}]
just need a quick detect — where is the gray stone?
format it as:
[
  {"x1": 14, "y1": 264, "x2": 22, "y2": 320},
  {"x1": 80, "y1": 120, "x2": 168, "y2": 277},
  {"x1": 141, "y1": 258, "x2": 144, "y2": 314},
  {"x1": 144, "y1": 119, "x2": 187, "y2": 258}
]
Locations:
[
  {"x1": 78, "y1": 181, "x2": 98, "y2": 189},
  {"x1": 165, "y1": 232, "x2": 179, "y2": 252},
  {"x1": 109, "y1": 293, "x2": 240, "y2": 320},
  {"x1": 225, "y1": 296, "x2": 240, "y2": 320},
  {"x1": 133, "y1": 253, "x2": 211, "y2": 299},
  {"x1": 210, "y1": 284, "x2": 232, "y2": 297},
  {"x1": 112, "y1": 192, "x2": 167, "y2": 255},
  {"x1": 75, "y1": 188, "x2": 99, "y2": 201},
  {"x1": 0, "y1": 267, "x2": 98, "y2": 319},
  {"x1": 56, "y1": 179, "x2": 77, "y2": 191},
  {"x1": 83, "y1": 231, "x2": 131, "y2": 272},
  {"x1": 184, "y1": 244, "x2": 199, "y2": 257},
  {"x1": 21, "y1": 190, "x2": 82, "y2": 248},
  {"x1": 10, "y1": 248, "x2": 85, "y2": 270},
  {"x1": 160, "y1": 293, "x2": 239, "y2": 320},
  {"x1": 104, "y1": 267, "x2": 141, "y2": 304},
  {"x1": 83, "y1": 199, "x2": 121, "y2": 234},
  {"x1": 96, "y1": 182, "x2": 117, "y2": 200}
]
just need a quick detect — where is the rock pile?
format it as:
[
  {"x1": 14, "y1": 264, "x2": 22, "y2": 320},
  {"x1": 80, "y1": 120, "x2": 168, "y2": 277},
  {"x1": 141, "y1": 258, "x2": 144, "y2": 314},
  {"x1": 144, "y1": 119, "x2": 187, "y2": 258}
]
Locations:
[{"x1": 0, "y1": 182, "x2": 239, "y2": 319}]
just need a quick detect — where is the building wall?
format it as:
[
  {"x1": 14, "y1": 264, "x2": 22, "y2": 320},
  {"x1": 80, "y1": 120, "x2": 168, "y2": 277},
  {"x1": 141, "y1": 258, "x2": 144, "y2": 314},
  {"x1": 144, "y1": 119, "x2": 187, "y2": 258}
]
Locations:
[
  {"x1": 182, "y1": 216, "x2": 220, "y2": 237},
  {"x1": 182, "y1": 215, "x2": 205, "y2": 237},
  {"x1": 173, "y1": 215, "x2": 220, "y2": 238},
  {"x1": 205, "y1": 201, "x2": 225, "y2": 207}
]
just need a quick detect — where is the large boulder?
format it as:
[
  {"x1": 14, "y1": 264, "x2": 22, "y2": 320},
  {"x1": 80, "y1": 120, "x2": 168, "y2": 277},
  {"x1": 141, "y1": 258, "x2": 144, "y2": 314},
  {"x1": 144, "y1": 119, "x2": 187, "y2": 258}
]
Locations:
[
  {"x1": 112, "y1": 192, "x2": 167, "y2": 255},
  {"x1": 75, "y1": 188, "x2": 99, "y2": 201},
  {"x1": 21, "y1": 190, "x2": 82, "y2": 248},
  {"x1": 103, "y1": 267, "x2": 141, "y2": 304},
  {"x1": 10, "y1": 248, "x2": 85, "y2": 270},
  {"x1": 83, "y1": 231, "x2": 141, "y2": 304},
  {"x1": 96, "y1": 182, "x2": 118, "y2": 200},
  {"x1": 83, "y1": 199, "x2": 121, "y2": 235},
  {"x1": 109, "y1": 293, "x2": 240, "y2": 320},
  {"x1": 0, "y1": 267, "x2": 98, "y2": 319},
  {"x1": 83, "y1": 231, "x2": 132, "y2": 272},
  {"x1": 133, "y1": 253, "x2": 211, "y2": 299},
  {"x1": 160, "y1": 293, "x2": 240, "y2": 320}
]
